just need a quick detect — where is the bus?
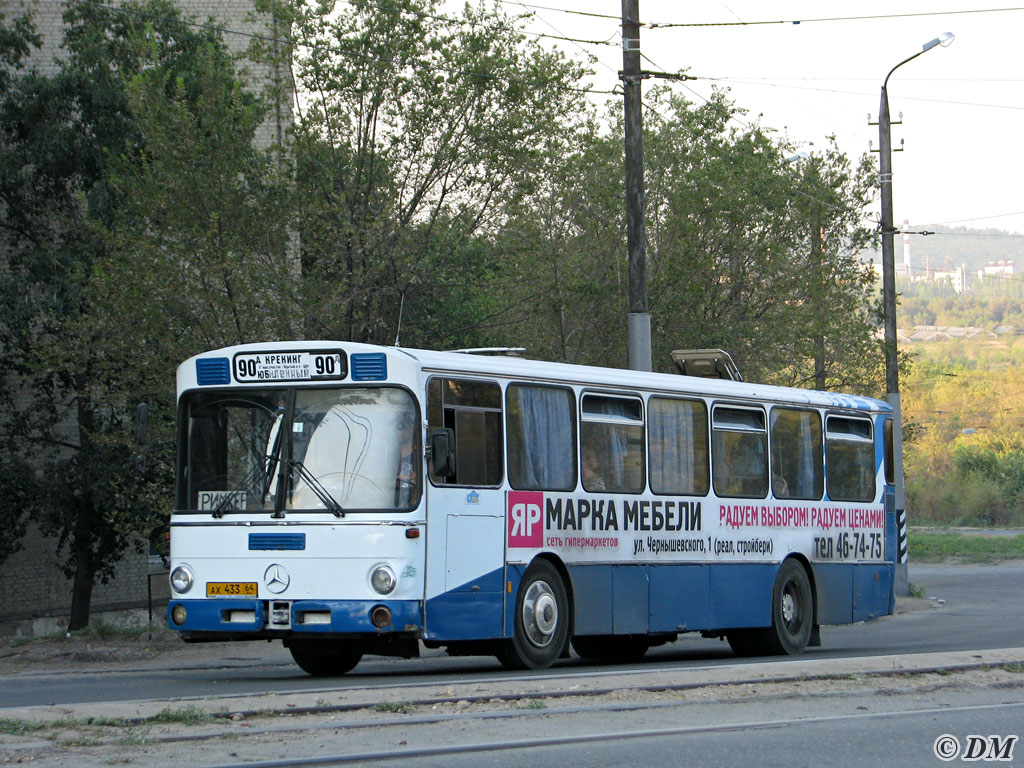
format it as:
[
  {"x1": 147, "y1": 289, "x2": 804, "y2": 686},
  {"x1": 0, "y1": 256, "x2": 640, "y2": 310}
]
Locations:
[{"x1": 166, "y1": 341, "x2": 896, "y2": 675}]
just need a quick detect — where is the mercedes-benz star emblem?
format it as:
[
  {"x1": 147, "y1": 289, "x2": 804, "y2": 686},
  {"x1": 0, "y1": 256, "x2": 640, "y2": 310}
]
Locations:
[{"x1": 264, "y1": 564, "x2": 290, "y2": 594}]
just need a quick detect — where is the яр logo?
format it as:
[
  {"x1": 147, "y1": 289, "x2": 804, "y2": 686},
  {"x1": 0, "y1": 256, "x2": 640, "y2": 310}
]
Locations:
[{"x1": 508, "y1": 491, "x2": 543, "y2": 548}]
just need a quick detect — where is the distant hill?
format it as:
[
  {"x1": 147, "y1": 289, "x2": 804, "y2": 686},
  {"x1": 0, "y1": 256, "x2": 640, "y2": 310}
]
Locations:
[{"x1": 867, "y1": 224, "x2": 1022, "y2": 273}]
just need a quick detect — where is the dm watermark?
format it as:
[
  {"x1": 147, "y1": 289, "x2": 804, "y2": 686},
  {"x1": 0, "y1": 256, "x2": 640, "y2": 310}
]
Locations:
[{"x1": 934, "y1": 734, "x2": 1018, "y2": 762}]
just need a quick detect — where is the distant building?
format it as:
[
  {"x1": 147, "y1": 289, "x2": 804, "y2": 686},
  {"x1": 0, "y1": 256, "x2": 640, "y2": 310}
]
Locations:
[
  {"x1": 979, "y1": 259, "x2": 1016, "y2": 281},
  {"x1": 931, "y1": 263, "x2": 972, "y2": 294},
  {"x1": 898, "y1": 325, "x2": 998, "y2": 343}
]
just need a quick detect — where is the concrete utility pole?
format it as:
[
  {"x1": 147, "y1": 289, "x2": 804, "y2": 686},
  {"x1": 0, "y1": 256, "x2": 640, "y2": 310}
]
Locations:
[
  {"x1": 875, "y1": 32, "x2": 953, "y2": 595},
  {"x1": 621, "y1": 0, "x2": 651, "y2": 372}
]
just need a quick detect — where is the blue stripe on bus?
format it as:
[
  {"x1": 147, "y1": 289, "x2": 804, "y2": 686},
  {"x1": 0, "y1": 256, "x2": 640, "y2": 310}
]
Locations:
[
  {"x1": 424, "y1": 567, "x2": 506, "y2": 641},
  {"x1": 568, "y1": 563, "x2": 774, "y2": 635},
  {"x1": 567, "y1": 561, "x2": 892, "y2": 637},
  {"x1": 167, "y1": 599, "x2": 422, "y2": 634},
  {"x1": 168, "y1": 562, "x2": 894, "y2": 640}
]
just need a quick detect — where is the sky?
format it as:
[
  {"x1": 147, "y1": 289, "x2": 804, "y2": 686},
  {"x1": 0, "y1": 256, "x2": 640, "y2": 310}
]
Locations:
[{"x1": 489, "y1": 1, "x2": 1024, "y2": 238}]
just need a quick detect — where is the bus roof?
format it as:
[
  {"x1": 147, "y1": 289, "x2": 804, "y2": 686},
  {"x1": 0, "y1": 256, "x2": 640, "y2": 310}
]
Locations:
[{"x1": 179, "y1": 341, "x2": 891, "y2": 414}]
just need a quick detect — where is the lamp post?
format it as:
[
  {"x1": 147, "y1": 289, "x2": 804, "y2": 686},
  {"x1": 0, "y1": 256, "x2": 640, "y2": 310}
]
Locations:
[{"x1": 878, "y1": 32, "x2": 953, "y2": 594}]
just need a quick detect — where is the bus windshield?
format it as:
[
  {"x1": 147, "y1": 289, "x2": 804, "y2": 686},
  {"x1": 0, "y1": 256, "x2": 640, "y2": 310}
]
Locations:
[{"x1": 178, "y1": 387, "x2": 420, "y2": 514}]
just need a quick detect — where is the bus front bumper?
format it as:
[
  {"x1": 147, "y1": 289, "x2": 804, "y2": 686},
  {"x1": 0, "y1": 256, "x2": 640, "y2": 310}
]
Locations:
[{"x1": 167, "y1": 598, "x2": 423, "y2": 638}]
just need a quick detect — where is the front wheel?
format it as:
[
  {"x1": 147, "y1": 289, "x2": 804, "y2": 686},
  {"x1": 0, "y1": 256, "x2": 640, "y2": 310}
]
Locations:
[
  {"x1": 497, "y1": 560, "x2": 569, "y2": 670},
  {"x1": 288, "y1": 641, "x2": 362, "y2": 676}
]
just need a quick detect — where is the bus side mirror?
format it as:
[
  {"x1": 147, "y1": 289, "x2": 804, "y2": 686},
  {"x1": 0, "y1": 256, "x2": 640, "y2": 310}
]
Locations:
[{"x1": 428, "y1": 428, "x2": 456, "y2": 479}]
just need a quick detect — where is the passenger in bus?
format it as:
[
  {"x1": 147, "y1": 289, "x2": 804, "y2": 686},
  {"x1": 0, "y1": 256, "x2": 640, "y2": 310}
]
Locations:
[
  {"x1": 395, "y1": 415, "x2": 418, "y2": 506},
  {"x1": 581, "y1": 445, "x2": 606, "y2": 491}
]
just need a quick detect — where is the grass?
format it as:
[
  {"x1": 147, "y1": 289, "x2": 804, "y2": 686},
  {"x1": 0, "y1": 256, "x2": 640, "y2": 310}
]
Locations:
[
  {"x1": 0, "y1": 707, "x2": 214, "y2": 742},
  {"x1": 0, "y1": 717, "x2": 49, "y2": 735},
  {"x1": 372, "y1": 701, "x2": 413, "y2": 714},
  {"x1": 908, "y1": 531, "x2": 1024, "y2": 562},
  {"x1": 145, "y1": 706, "x2": 213, "y2": 726},
  {"x1": 10, "y1": 621, "x2": 167, "y2": 647}
]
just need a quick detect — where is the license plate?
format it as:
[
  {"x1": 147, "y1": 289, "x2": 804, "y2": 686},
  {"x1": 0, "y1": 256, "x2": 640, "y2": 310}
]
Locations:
[{"x1": 206, "y1": 582, "x2": 258, "y2": 597}]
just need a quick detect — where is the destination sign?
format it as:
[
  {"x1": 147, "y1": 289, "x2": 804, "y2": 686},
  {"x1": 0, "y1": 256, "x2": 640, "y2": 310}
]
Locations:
[{"x1": 232, "y1": 350, "x2": 347, "y2": 383}]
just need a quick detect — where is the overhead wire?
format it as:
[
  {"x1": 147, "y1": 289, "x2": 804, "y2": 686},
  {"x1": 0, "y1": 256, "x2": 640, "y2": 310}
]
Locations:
[
  {"x1": 341, "y1": 0, "x2": 620, "y2": 48},
  {"x1": 65, "y1": 0, "x2": 615, "y2": 95},
  {"x1": 62, "y1": 1, "x2": 1024, "y2": 236},
  {"x1": 646, "y1": 6, "x2": 1024, "y2": 28}
]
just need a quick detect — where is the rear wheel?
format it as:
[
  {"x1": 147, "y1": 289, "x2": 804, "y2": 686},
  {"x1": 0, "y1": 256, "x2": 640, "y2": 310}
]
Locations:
[
  {"x1": 288, "y1": 641, "x2": 362, "y2": 676},
  {"x1": 763, "y1": 559, "x2": 814, "y2": 655},
  {"x1": 497, "y1": 560, "x2": 569, "y2": 670},
  {"x1": 726, "y1": 560, "x2": 814, "y2": 657}
]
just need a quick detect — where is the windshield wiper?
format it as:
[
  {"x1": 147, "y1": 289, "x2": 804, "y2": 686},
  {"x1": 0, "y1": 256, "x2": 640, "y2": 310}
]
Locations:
[
  {"x1": 288, "y1": 460, "x2": 345, "y2": 518},
  {"x1": 210, "y1": 451, "x2": 280, "y2": 518}
]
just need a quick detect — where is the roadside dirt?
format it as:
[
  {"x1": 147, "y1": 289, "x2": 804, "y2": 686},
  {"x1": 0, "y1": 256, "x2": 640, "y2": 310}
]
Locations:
[{"x1": 0, "y1": 625, "x2": 258, "y2": 677}]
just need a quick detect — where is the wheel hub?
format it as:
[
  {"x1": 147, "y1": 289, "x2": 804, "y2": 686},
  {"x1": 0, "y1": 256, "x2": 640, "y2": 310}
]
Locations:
[
  {"x1": 781, "y1": 591, "x2": 797, "y2": 624},
  {"x1": 522, "y1": 580, "x2": 558, "y2": 647}
]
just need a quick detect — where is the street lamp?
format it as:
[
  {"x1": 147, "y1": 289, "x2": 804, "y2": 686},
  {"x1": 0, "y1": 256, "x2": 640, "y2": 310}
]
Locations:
[{"x1": 877, "y1": 32, "x2": 953, "y2": 594}]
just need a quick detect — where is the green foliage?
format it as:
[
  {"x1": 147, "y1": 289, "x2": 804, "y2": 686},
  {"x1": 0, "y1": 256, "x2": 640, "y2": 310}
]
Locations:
[
  {"x1": 900, "y1": 279, "x2": 1024, "y2": 329},
  {"x1": 146, "y1": 706, "x2": 213, "y2": 725},
  {"x1": 903, "y1": 334, "x2": 1024, "y2": 525},
  {"x1": 498, "y1": 86, "x2": 882, "y2": 389},
  {"x1": 0, "y1": 1, "x2": 285, "y2": 628},
  {"x1": 908, "y1": 532, "x2": 1024, "y2": 562},
  {"x1": 289, "y1": 0, "x2": 589, "y2": 346},
  {"x1": 372, "y1": 701, "x2": 413, "y2": 714}
]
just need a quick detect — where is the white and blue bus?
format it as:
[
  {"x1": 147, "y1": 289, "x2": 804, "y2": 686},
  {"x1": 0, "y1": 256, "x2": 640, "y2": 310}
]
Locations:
[{"x1": 166, "y1": 341, "x2": 896, "y2": 675}]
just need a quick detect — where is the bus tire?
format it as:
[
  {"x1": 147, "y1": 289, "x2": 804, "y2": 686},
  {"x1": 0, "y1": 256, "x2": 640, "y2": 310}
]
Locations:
[
  {"x1": 498, "y1": 560, "x2": 569, "y2": 670},
  {"x1": 288, "y1": 642, "x2": 362, "y2": 676},
  {"x1": 763, "y1": 558, "x2": 814, "y2": 655},
  {"x1": 571, "y1": 635, "x2": 649, "y2": 662}
]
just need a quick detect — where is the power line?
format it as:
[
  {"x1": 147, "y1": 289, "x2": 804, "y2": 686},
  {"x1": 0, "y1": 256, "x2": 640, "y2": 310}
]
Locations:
[
  {"x1": 706, "y1": 77, "x2": 1024, "y2": 113},
  {"x1": 924, "y1": 211, "x2": 1024, "y2": 229},
  {"x1": 647, "y1": 6, "x2": 1024, "y2": 29},
  {"x1": 65, "y1": 0, "x2": 615, "y2": 96},
  {"x1": 341, "y1": 0, "x2": 620, "y2": 48},
  {"x1": 490, "y1": 1, "x2": 621, "y2": 21}
]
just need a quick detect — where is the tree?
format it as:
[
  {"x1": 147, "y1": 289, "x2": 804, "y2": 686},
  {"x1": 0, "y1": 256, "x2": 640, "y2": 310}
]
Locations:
[
  {"x1": 287, "y1": 0, "x2": 589, "y2": 347},
  {"x1": 0, "y1": 1, "x2": 291, "y2": 628},
  {"x1": 770, "y1": 143, "x2": 881, "y2": 393},
  {"x1": 498, "y1": 87, "x2": 883, "y2": 389},
  {"x1": 0, "y1": 9, "x2": 43, "y2": 566}
]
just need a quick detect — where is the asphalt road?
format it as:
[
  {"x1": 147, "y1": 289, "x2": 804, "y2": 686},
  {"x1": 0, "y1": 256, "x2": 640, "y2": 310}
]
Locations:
[{"x1": 3, "y1": 562, "x2": 1022, "y2": 709}]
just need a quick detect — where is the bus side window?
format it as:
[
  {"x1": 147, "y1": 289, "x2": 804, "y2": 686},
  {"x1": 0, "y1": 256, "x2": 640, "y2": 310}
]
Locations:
[
  {"x1": 769, "y1": 408, "x2": 823, "y2": 500},
  {"x1": 712, "y1": 406, "x2": 768, "y2": 498},
  {"x1": 825, "y1": 415, "x2": 875, "y2": 502},
  {"x1": 580, "y1": 394, "x2": 645, "y2": 494},
  {"x1": 648, "y1": 397, "x2": 709, "y2": 496},
  {"x1": 506, "y1": 384, "x2": 577, "y2": 491},
  {"x1": 427, "y1": 378, "x2": 503, "y2": 487}
]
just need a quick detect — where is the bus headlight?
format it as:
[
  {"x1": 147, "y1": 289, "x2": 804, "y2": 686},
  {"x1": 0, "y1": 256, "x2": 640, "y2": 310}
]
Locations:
[
  {"x1": 370, "y1": 564, "x2": 397, "y2": 595},
  {"x1": 170, "y1": 565, "x2": 194, "y2": 594}
]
